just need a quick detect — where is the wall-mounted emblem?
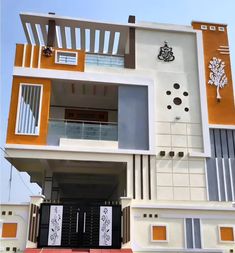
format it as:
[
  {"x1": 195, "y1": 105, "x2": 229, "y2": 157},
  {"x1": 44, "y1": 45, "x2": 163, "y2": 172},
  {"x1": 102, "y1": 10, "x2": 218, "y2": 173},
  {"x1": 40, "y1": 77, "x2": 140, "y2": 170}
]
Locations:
[
  {"x1": 42, "y1": 46, "x2": 54, "y2": 57},
  {"x1": 158, "y1": 41, "x2": 175, "y2": 62},
  {"x1": 208, "y1": 57, "x2": 228, "y2": 101}
]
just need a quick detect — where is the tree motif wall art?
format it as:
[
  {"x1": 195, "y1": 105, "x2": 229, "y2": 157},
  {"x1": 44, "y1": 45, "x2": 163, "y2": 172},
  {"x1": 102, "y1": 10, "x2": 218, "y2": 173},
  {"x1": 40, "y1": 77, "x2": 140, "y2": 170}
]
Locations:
[{"x1": 208, "y1": 57, "x2": 228, "y2": 101}]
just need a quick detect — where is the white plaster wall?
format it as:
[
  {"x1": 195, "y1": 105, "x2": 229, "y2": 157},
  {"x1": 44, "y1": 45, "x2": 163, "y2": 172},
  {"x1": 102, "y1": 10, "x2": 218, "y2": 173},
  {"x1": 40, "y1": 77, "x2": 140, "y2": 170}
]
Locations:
[
  {"x1": 133, "y1": 218, "x2": 184, "y2": 249},
  {"x1": 156, "y1": 158, "x2": 207, "y2": 201},
  {"x1": 202, "y1": 219, "x2": 235, "y2": 251},
  {"x1": 0, "y1": 205, "x2": 29, "y2": 252},
  {"x1": 131, "y1": 208, "x2": 235, "y2": 252}
]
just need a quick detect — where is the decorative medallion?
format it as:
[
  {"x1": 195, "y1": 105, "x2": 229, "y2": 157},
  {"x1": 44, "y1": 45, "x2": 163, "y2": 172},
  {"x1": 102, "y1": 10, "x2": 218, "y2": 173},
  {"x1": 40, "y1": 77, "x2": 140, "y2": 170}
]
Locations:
[
  {"x1": 158, "y1": 41, "x2": 175, "y2": 62},
  {"x1": 48, "y1": 205, "x2": 63, "y2": 246},
  {"x1": 208, "y1": 57, "x2": 228, "y2": 101},
  {"x1": 166, "y1": 83, "x2": 189, "y2": 112},
  {"x1": 99, "y1": 206, "x2": 112, "y2": 246},
  {"x1": 42, "y1": 46, "x2": 54, "y2": 57}
]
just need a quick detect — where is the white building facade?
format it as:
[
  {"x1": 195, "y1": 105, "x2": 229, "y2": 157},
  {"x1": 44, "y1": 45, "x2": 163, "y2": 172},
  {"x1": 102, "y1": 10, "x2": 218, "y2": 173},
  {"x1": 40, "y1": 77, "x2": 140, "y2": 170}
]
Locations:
[{"x1": 4, "y1": 13, "x2": 235, "y2": 253}]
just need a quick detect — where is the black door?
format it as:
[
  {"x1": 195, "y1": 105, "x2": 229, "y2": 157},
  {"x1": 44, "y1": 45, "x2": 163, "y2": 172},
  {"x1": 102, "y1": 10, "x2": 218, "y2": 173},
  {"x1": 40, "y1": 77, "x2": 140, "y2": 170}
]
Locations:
[{"x1": 38, "y1": 203, "x2": 121, "y2": 249}]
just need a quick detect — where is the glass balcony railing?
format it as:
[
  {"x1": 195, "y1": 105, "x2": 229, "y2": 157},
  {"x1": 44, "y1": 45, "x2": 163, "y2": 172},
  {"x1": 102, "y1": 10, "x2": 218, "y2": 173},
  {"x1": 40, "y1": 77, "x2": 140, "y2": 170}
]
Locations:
[{"x1": 48, "y1": 119, "x2": 118, "y2": 142}]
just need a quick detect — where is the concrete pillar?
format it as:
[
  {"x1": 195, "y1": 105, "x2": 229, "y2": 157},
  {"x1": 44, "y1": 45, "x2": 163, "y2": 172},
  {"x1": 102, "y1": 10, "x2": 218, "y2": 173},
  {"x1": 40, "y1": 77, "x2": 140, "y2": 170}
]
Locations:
[
  {"x1": 42, "y1": 170, "x2": 53, "y2": 201},
  {"x1": 51, "y1": 180, "x2": 61, "y2": 202}
]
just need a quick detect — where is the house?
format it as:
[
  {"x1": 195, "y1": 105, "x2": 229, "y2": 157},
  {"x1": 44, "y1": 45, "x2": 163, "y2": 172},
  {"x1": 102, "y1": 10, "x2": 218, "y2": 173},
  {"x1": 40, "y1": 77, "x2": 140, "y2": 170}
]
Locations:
[{"x1": 4, "y1": 12, "x2": 235, "y2": 253}]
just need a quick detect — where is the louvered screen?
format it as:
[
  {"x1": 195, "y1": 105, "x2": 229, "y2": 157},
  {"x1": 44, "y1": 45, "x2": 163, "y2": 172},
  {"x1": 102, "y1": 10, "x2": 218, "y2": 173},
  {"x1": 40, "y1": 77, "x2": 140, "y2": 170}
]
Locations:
[{"x1": 16, "y1": 84, "x2": 42, "y2": 135}]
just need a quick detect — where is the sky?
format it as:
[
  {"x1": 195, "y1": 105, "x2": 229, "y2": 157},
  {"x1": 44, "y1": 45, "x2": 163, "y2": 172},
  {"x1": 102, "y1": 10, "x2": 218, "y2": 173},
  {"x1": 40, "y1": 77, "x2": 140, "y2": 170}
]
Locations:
[{"x1": 1, "y1": 0, "x2": 235, "y2": 203}]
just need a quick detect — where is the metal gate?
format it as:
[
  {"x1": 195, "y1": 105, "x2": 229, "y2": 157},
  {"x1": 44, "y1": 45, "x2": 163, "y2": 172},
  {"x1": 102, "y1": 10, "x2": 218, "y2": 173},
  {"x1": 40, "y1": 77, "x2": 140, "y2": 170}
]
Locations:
[{"x1": 38, "y1": 203, "x2": 121, "y2": 248}]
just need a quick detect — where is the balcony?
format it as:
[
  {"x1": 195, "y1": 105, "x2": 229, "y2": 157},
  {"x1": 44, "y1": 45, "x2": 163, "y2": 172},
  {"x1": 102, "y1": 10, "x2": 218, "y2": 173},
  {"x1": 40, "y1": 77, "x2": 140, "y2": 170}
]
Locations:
[{"x1": 47, "y1": 119, "x2": 118, "y2": 145}]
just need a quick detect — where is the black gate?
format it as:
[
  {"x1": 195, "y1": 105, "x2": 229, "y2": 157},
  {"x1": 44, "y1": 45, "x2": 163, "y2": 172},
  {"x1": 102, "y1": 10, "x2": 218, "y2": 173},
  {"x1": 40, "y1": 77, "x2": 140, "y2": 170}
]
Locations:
[{"x1": 38, "y1": 203, "x2": 121, "y2": 249}]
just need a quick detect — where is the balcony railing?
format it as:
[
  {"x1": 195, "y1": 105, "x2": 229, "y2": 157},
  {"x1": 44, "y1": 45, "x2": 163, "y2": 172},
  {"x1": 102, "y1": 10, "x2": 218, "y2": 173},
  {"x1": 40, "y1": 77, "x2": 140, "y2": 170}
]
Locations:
[{"x1": 48, "y1": 119, "x2": 118, "y2": 142}]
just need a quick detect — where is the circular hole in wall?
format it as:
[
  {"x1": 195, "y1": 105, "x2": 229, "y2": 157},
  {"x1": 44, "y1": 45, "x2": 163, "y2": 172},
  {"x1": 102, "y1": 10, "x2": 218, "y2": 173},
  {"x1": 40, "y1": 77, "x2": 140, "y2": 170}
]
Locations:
[
  {"x1": 173, "y1": 83, "x2": 180, "y2": 89},
  {"x1": 183, "y1": 91, "x2": 188, "y2": 96},
  {"x1": 173, "y1": 97, "x2": 182, "y2": 105},
  {"x1": 167, "y1": 105, "x2": 172, "y2": 110},
  {"x1": 166, "y1": 91, "x2": 171, "y2": 95},
  {"x1": 184, "y1": 107, "x2": 189, "y2": 112}
]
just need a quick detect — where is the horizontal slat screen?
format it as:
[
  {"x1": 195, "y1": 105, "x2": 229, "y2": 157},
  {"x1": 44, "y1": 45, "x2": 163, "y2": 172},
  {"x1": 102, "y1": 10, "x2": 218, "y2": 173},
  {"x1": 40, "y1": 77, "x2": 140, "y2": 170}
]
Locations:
[{"x1": 16, "y1": 84, "x2": 42, "y2": 135}]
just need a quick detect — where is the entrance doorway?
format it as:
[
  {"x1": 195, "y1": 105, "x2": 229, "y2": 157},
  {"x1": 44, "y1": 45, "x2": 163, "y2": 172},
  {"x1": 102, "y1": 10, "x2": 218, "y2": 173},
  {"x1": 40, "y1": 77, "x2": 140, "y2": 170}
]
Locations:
[{"x1": 38, "y1": 203, "x2": 121, "y2": 248}]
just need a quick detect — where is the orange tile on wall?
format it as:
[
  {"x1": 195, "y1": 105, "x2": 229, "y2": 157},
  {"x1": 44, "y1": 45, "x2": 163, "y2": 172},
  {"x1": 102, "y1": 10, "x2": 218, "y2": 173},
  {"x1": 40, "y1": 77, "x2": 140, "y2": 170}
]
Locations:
[
  {"x1": 192, "y1": 22, "x2": 235, "y2": 125},
  {"x1": 6, "y1": 76, "x2": 51, "y2": 145},
  {"x1": 2, "y1": 223, "x2": 17, "y2": 238},
  {"x1": 220, "y1": 227, "x2": 234, "y2": 241}
]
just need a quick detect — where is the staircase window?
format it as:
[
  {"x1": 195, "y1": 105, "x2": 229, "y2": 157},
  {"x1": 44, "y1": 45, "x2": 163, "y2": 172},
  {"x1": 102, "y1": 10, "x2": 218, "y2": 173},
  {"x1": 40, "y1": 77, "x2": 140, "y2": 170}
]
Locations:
[
  {"x1": 55, "y1": 50, "x2": 78, "y2": 65},
  {"x1": 16, "y1": 83, "x2": 43, "y2": 135}
]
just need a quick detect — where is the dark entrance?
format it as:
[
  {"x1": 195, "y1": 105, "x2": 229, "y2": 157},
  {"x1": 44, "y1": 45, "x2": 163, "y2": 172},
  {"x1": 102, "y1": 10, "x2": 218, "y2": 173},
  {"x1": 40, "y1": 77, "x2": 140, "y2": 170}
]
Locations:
[{"x1": 38, "y1": 203, "x2": 121, "y2": 249}]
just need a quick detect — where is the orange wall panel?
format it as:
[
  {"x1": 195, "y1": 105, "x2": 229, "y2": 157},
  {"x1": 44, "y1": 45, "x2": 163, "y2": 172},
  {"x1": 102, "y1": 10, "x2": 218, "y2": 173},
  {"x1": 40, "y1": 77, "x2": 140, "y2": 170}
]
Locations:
[
  {"x1": 152, "y1": 226, "x2": 167, "y2": 241},
  {"x1": 220, "y1": 227, "x2": 234, "y2": 241},
  {"x1": 40, "y1": 48, "x2": 85, "y2": 72},
  {"x1": 24, "y1": 44, "x2": 32, "y2": 68},
  {"x1": 6, "y1": 77, "x2": 51, "y2": 145},
  {"x1": 192, "y1": 22, "x2": 235, "y2": 125},
  {"x1": 2, "y1": 223, "x2": 17, "y2": 238},
  {"x1": 14, "y1": 44, "x2": 24, "y2": 67},
  {"x1": 32, "y1": 45, "x2": 40, "y2": 68}
]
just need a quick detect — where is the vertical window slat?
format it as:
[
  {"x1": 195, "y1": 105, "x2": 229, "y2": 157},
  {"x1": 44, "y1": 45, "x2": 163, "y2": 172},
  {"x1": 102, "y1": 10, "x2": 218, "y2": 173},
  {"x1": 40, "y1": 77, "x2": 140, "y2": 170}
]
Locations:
[{"x1": 18, "y1": 85, "x2": 25, "y2": 133}]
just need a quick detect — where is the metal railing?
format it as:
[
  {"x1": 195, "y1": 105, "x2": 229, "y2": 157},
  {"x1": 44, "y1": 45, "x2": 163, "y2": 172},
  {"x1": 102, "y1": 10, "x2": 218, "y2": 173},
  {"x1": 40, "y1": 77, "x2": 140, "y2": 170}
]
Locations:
[{"x1": 48, "y1": 118, "x2": 118, "y2": 141}]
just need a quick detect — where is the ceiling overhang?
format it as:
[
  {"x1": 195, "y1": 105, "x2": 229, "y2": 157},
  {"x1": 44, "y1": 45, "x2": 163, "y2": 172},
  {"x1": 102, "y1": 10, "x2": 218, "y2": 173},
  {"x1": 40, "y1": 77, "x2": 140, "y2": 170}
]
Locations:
[{"x1": 20, "y1": 13, "x2": 130, "y2": 56}]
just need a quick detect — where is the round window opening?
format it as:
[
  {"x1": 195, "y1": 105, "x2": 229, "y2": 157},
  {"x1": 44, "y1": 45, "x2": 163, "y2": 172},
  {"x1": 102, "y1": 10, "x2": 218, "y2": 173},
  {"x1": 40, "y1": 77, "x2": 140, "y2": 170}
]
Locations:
[
  {"x1": 173, "y1": 97, "x2": 182, "y2": 105},
  {"x1": 173, "y1": 83, "x2": 180, "y2": 89},
  {"x1": 183, "y1": 91, "x2": 188, "y2": 96},
  {"x1": 166, "y1": 91, "x2": 171, "y2": 95},
  {"x1": 167, "y1": 105, "x2": 172, "y2": 110}
]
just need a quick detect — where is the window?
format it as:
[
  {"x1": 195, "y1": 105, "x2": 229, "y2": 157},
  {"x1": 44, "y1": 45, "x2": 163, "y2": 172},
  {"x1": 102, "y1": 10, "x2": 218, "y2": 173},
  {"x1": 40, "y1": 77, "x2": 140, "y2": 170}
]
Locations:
[
  {"x1": 201, "y1": 25, "x2": 207, "y2": 30},
  {"x1": 151, "y1": 224, "x2": 168, "y2": 242},
  {"x1": 185, "y1": 218, "x2": 202, "y2": 248},
  {"x1": 219, "y1": 226, "x2": 234, "y2": 242},
  {"x1": 218, "y1": 27, "x2": 225, "y2": 32},
  {"x1": 55, "y1": 51, "x2": 78, "y2": 65},
  {"x1": 209, "y1": 26, "x2": 216, "y2": 31},
  {"x1": 2, "y1": 223, "x2": 17, "y2": 238},
  {"x1": 16, "y1": 84, "x2": 43, "y2": 135}
]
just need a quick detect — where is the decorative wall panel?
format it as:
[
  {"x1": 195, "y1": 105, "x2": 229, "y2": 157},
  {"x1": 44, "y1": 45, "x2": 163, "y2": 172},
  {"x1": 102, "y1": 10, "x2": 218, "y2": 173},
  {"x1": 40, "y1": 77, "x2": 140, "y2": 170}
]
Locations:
[
  {"x1": 99, "y1": 206, "x2": 112, "y2": 246},
  {"x1": 48, "y1": 205, "x2": 63, "y2": 246}
]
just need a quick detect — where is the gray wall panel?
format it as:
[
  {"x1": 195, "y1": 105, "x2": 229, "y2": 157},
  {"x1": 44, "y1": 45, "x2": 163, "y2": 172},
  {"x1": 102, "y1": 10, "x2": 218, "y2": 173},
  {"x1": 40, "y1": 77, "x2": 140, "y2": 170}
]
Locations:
[
  {"x1": 210, "y1": 130, "x2": 215, "y2": 158},
  {"x1": 214, "y1": 129, "x2": 222, "y2": 158},
  {"x1": 227, "y1": 130, "x2": 235, "y2": 158},
  {"x1": 186, "y1": 219, "x2": 193, "y2": 249},
  {"x1": 221, "y1": 129, "x2": 228, "y2": 158},
  {"x1": 206, "y1": 158, "x2": 219, "y2": 201},
  {"x1": 224, "y1": 159, "x2": 232, "y2": 201},
  {"x1": 194, "y1": 219, "x2": 202, "y2": 249},
  {"x1": 217, "y1": 158, "x2": 225, "y2": 201},
  {"x1": 231, "y1": 159, "x2": 235, "y2": 201},
  {"x1": 118, "y1": 85, "x2": 149, "y2": 150}
]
